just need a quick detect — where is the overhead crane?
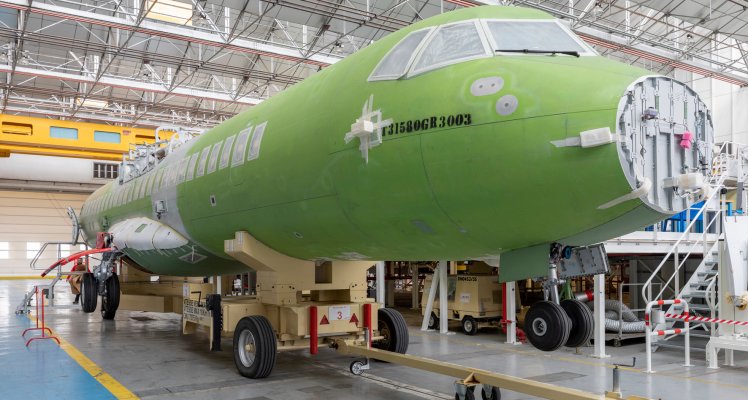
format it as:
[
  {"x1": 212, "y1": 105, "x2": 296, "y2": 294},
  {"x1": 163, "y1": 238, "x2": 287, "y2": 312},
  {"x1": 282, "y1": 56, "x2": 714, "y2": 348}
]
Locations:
[{"x1": 0, "y1": 113, "x2": 181, "y2": 161}]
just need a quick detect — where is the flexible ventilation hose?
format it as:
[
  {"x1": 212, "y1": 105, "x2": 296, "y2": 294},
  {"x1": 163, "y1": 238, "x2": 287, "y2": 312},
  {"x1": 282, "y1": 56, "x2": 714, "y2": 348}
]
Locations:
[{"x1": 585, "y1": 298, "x2": 646, "y2": 333}]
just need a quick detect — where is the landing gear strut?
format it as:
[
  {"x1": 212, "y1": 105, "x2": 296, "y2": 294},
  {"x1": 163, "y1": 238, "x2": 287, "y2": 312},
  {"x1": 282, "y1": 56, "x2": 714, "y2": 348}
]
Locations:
[
  {"x1": 79, "y1": 233, "x2": 121, "y2": 320},
  {"x1": 525, "y1": 243, "x2": 604, "y2": 351}
]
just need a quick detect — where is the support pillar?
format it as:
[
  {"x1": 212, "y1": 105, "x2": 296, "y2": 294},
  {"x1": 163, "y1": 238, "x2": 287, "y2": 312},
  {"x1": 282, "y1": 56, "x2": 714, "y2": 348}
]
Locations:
[
  {"x1": 504, "y1": 281, "x2": 518, "y2": 344},
  {"x1": 591, "y1": 273, "x2": 609, "y2": 358},
  {"x1": 438, "y1": 260, "x2": 449, "y2": 334},
  {"x1": 376, "y1": 261, "x2": 385, "y2": 307},
  {"x1": 420, "y1": 263, "x2": 440, "y2": 331},
  {"x1": 411, "y1": 263, "x2": 420, "y2": 310},
  {"x1": 386, "y1": 278, "x2": 395, "y2": 307}
]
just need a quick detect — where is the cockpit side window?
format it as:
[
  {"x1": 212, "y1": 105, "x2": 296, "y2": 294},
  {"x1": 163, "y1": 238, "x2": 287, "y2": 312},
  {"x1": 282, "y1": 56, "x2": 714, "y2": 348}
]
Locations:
[
  {"x1": 411, "y1": 21, "x2": 489, "y2": 75},
  {"x1": 369, "y1": 29, "x2": 431, "y2": 81},
  {"x1": 486, "y1": 20, "x2": 593, "y2": 55}
]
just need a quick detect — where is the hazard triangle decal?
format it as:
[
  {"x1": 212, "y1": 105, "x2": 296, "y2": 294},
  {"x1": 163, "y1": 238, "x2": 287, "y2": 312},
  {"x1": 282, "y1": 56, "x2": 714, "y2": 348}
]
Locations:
[
  {"x1": 349, "y1": 313, "x2": 359, "y2": 324},
  {"x1": 320, "y1": 315, "x2": 329, "y2": 325}
]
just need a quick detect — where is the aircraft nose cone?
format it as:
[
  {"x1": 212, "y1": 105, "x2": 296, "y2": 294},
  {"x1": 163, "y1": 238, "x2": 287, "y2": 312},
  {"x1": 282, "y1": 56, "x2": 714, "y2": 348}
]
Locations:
[{"x1": 613, "y1": 76, "x2": 714, "y2": 214}]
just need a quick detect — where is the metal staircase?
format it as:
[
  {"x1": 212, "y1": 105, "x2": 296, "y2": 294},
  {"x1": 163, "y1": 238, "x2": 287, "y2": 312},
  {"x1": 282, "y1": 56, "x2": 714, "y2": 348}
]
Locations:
[{"x1": 641, "y1": 142, "x2": 744, "y2": 349}]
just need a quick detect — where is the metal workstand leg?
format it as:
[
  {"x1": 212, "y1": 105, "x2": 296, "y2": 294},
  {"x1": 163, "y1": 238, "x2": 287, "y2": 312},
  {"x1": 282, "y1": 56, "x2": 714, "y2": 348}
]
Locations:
[
  {"x1": 505, "y1": 281, "x2": 518, "y2": 345},
  {"x1": 376, "y1": 261, "x2": 385, "y2": 307},
  {"x1": 592, "y1": 273, "x2": 609, "y2": 359},
  {"x1": 438, "y1": 261, "x2": 450, "y2": 334},
  {"x1": 420, "y1": 263, "x2": 440, "y2": 331}
]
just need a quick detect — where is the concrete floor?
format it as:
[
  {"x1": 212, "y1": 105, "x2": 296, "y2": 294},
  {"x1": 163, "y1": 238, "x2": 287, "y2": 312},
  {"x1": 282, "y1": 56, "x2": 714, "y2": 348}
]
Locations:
[{"x1": 4, "y1": 279, "x2": 748, "y2": 400}]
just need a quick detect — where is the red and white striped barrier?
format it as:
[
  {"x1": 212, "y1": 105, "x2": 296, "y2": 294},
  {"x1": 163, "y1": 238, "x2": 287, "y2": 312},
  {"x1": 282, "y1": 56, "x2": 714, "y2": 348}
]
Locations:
[
  {"x1": 664, "y1": 313, "x2": 748, "y2": 326},
  {"x1": 645, "y1": 299, "x2": 692, "y2": 373}
]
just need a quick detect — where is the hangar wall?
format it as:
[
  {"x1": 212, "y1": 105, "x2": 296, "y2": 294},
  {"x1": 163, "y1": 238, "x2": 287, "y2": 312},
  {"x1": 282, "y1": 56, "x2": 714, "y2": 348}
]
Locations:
[
  {"x1": 675, "y1": 67, "x2": 748, "y2": 145},
  {"x1": 0, "y1": 190, "x2": 87, "y2": 276}
]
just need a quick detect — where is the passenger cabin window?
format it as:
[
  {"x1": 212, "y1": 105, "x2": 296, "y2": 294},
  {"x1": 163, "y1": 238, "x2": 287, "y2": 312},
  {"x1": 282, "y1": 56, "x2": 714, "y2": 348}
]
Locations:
[
  {"x1": 369, "y1": 29, "x2": 430, "y2": 81},
  {"x1": 207, "y1": 142, "x2": 223, "y2": 174},
  {"x1": 487, "y1": 20, "x2": 589, "y2": 55},
  {"x1": 196, "y1": 147, "x2": 211, "y2": 177},
  {"x1": 412, "y1": 22, "x2": 488, "y2": 74}
]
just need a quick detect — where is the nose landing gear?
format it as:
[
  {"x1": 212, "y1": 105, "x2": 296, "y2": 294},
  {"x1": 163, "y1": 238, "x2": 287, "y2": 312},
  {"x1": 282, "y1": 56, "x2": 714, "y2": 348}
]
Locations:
[
  {"x1": 79, "y1": 233, "x2": 121, "y2": 320},
  {"x1": 524, "y1": 243, "x2": 605, "y2": 352}
]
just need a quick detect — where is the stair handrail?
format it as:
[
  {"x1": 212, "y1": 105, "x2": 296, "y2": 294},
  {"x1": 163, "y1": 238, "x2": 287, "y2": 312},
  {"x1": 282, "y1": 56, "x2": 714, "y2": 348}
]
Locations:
[
  {"x1": 29, "y1": 241, "x2": 85, "y2": 270},
  {"x1": 642, "y1": 189, "x2": 724, "y2": 305},
  {"x1": 641, "y1": 142, "x2": 734, "y2": 305},
  {"x1": 705, "y1": 275, "x2": 719, "y2": 335}
]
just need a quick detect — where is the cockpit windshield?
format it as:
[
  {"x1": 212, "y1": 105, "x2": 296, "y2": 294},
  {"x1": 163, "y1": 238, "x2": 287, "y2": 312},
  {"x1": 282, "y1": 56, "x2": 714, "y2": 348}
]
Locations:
[
  {"x1": 368, "y1": 18, "x2": 595, "y2": 81},
  {"x1": 487, "y1": 20, "x2": 588, "y2": 54},
  {"x1": 411, "y1": 22, "x2": 487, "y2": 73},
  {"x1": 370, "y1": 29, "x2": 431, "y2": 80}
]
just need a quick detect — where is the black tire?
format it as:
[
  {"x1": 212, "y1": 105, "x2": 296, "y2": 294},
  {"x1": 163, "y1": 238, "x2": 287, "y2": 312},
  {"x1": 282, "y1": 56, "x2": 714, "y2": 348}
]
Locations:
[
  {"x1": 233, "y1": 315, "x2": 277, "y2": 379},
  {"x1": 427, "y1": 312, "x2": 439, "y2": 330},
  {"x1": 455, "y1": 387, "x2": 476, "y2": 400},
  {"x1": 524, "y1": 301, "x2": 571, "y2": 352},
  {"x1": 561, "y1": 299, "x2": 593, "y2": 348},
  {"x1": 462, "y1": 316, "x2": 478, "y2": 335},
  {"x1": 101, "y1": 273, "x2": 120, "y2": 320},
  {"x1": 80, "y1": 272, "x2": 97, "y2": 313},
  {"x1": 373, "y1": 308, "x2": 409, "y2": 354},
  {"x1": 481, "y1": 385, "x2": 501, "y2": 400}
]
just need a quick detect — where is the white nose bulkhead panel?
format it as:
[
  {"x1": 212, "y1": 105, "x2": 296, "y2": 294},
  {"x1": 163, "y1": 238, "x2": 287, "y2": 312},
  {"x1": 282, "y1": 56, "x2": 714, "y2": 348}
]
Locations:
[{"x1": 616, "y1": 76, "x2": 714, "y2": 214}]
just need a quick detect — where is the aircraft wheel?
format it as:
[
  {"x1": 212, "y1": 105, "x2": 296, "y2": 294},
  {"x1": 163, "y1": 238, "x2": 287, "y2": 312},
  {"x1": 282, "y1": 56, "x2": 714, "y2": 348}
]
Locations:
[
  {"x1": 373, "y1": 308, "x2": 409, "y2": 354},
  {"x1": 101, "y1": 273, "x2": 120, "y2": 320},
  {"x1": 233, "y1": 315, "x2": 276, "y2": 379},
  {"x1": 427, "y1": 312, "x2": 439, "y2": 330},
  {"x1": 561, "y1": 299, "x2": 593, "y2": 348},
  {"x1": 524, "y1": 301, "x2": 570, "y2": 351},
  {"x1": 462, "y1": 316, "x2": 478, "y2": 335},
  {"x1": 481, "y1": 385, "x2": 501, "y2": 400},
  {"x1": 80, "y1": 272, "x2": 97, "y2": 313}
]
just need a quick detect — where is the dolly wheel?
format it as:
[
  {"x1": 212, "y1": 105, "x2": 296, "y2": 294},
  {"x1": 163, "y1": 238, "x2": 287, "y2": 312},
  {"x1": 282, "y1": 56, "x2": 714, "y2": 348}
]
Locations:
[
  {"x1": 101, "y1": 273, "x2": 120, "y2": 320},
  {"x1": 349, "y1": 360, "x2": 366, "y2": 376},
  {"x1": 455, "y1": 387, "x2": 476, "y2": 400},
  {"x1": 561, "y1": 299, "x2": 593, "y2": 348},
  {"x1": 524, "y1": 301, "x2": 571, "y2": 352},
  {"x1": 427, "y1": 312, "x2": 439, "y2": 330},
  {"x1": 481, "y1": 385, "x2": 501, "y2": 400},
  {"x1": 80, "y1": 272, "x2": 97, "y2": 313},
  {"x1": 373, "y1": 308, "x2": 409, "y2": 354},
  {"x1": 233, "y1": 315, "x2": 277, "y2": 379},
  {"x1": 462, "y1": 316, "x2": 478, "y2": 335}
]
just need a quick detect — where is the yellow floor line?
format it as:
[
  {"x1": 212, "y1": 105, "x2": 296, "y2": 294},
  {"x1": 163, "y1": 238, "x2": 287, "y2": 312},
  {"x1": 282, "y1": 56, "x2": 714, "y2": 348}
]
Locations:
[
  {"x1": 26, "y1": 313, "x2": 139, "y2": 400},
  {"x1": 411, "y1": 330, "x2": 748, "y2": 392}
]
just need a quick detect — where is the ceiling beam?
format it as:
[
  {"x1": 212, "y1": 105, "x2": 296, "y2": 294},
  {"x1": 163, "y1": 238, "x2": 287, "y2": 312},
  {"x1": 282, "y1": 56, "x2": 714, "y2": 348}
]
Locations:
[
  {"x1": 0, "y1": 0, "x2": 342, "y2": 67},
  {"x1": 454, "y1": 0, "x2": 748, "y2": 86},
  {"x1": 0, "y1": 64, "x2": 262, "y2": 105}
]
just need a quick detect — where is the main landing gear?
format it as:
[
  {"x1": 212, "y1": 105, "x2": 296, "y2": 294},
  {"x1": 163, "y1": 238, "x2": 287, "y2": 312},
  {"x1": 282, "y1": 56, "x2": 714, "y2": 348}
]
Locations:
[{"x1": 524, "y1": 243, "x2": 603, "y2": 351}]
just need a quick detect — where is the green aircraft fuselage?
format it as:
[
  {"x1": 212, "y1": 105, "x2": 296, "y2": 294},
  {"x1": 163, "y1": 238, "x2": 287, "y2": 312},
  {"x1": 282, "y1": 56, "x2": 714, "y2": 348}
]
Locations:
[{"x1": 78, "y1": 6, "x2": 713, "y2": 280}]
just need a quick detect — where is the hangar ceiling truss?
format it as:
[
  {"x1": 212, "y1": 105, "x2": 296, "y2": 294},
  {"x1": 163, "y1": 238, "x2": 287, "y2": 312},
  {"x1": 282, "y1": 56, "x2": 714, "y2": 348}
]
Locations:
[{"x1": 0, "y1": 0, "x2": 743, "y2": 129}]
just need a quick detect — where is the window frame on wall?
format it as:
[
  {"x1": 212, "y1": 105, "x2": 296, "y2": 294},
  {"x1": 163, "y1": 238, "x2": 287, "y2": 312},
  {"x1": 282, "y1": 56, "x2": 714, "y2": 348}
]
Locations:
[
  {"x1": 0, "y1": 241, "x2": 8, "y2": 259},
  {"x1": 26, "y1": 242, "x2": 41, "y2": 259}
]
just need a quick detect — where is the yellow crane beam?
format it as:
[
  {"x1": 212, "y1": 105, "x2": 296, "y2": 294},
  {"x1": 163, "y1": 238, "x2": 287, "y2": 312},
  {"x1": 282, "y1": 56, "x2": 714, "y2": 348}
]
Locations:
[{"x1": 0, "y1": 114, "x2": 174, "y2": 161}]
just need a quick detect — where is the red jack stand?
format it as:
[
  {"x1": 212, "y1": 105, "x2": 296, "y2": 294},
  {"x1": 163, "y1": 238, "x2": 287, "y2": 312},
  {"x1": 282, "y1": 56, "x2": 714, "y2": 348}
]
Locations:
[{"x1": 21, "y1": 286, "x2": 60, "y2": 347}]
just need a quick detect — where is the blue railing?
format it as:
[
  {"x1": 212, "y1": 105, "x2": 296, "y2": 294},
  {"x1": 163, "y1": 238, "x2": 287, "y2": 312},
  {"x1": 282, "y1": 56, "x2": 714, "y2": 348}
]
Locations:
[{"x1": 644, "y1": 201, "x2": 707, "y2": 233}]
